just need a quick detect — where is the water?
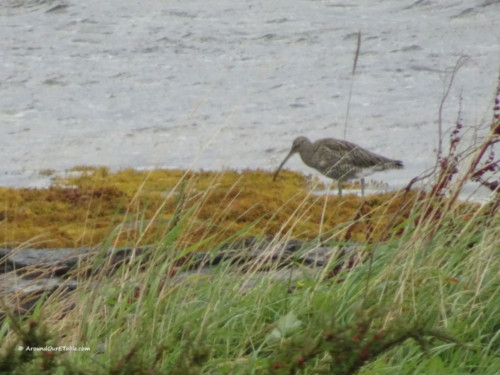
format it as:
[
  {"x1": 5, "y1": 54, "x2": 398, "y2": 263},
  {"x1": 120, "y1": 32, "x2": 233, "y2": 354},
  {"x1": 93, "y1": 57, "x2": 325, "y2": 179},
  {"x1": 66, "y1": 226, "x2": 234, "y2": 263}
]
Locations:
[{"x1": 1, "y1": 0, "x2": 499, "y2": 197}]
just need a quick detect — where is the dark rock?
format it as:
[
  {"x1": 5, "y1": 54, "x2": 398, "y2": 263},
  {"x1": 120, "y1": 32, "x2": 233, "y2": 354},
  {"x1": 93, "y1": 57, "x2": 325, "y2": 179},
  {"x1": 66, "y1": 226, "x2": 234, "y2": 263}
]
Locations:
[
  {"x1": 0, "y1": 272, "x2": 78, "y2": 295},
  {"x1": 0, "y1": 248, "x2": 13, "y2": 273},
  {"x1": 3, "y1": 248, "x2": 93, "y2": 276},
  {"x1": 0, "y1": 238, "x2": 365, "y2": 322},
  {"x1": 0, "y1": 272, "x2": 78, "y2": 322}
]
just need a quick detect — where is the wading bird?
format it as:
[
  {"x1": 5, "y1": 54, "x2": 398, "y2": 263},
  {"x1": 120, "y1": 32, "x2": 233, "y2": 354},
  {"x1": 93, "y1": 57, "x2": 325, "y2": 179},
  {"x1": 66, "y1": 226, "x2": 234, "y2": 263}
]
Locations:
[{"x1": 273, "y1": 136, "x2": 403, "y2": 196}]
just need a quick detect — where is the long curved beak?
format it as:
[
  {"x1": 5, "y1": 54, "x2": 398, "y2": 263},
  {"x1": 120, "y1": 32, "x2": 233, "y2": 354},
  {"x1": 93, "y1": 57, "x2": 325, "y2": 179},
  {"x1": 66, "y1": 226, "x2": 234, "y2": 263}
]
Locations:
[{"x1": 273, "y1": 151, "x2": 294, "y2": 181}]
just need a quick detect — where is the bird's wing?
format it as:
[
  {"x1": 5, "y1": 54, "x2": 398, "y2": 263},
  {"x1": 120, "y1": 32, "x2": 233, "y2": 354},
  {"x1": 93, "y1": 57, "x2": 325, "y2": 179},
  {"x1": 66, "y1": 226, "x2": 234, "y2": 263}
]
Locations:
[{"x1": 317, "y1": 139, "x2": 392, "y2": 168}]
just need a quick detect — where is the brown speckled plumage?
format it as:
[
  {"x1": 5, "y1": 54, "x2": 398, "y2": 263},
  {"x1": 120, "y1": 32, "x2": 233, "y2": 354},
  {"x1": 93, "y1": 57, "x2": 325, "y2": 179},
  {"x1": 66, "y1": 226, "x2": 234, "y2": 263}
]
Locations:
[{"x1": 273, "y1": 136, "x2": 403, "y2": 195}]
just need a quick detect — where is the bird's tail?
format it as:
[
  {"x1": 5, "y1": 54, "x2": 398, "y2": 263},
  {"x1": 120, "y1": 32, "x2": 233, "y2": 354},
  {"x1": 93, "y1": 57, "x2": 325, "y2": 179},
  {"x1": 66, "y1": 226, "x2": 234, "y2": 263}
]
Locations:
[{"x1": 386, "y1": 159, "x2": 403, "y2": 169}]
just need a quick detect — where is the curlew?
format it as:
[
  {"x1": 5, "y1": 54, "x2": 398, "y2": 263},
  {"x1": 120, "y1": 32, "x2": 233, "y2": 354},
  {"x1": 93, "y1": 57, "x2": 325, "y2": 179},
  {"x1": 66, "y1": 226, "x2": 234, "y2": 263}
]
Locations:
[{"x1": 273, "y1": 136, "x2": 403, "y2": 196}]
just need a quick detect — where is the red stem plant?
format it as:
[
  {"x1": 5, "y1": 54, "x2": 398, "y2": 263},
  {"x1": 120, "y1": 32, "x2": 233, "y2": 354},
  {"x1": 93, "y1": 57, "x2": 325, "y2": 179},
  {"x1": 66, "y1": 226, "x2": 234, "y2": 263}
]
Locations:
[{"x1": 404, "y1": 69, "x2": 500, "y2": 230}]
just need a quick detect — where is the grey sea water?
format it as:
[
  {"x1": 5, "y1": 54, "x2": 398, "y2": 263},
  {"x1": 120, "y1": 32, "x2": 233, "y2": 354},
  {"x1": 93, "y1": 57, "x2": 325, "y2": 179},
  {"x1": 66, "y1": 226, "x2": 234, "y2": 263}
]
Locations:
[{"x1": 1, "y1": 0, "x2": 499, "y2": 196}]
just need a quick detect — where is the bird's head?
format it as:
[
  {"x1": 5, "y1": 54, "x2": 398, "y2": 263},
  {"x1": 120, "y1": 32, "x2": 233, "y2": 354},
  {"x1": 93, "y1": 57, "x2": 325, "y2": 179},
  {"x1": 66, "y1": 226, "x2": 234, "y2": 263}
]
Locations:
[
  {"x1": 290, "y1": 136, "x2": 309, "y2": 154},
  {"x1": 273, "y1": 136, "x2": 310, "y2": 181}
]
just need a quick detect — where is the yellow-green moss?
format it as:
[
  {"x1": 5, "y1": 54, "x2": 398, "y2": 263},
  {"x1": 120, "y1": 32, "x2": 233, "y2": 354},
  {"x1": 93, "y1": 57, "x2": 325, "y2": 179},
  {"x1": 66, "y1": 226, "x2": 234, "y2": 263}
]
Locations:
[{"x1": 0, "y1": 167, "x2": 427, "y2": 249}]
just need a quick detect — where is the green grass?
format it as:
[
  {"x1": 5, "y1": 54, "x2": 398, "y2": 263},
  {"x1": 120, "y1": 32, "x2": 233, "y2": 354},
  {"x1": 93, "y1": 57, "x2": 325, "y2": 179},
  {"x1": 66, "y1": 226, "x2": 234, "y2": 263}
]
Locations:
[{"x1": 0, "y1": 176, "x2": 499, "y2": 374}]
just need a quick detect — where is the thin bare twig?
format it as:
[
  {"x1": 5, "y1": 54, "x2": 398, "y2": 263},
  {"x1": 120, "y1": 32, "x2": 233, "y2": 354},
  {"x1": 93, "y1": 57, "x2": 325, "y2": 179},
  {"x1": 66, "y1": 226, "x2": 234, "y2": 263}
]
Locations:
[
  {"x1": 405, "y1": 56, "x2": 469, "y2": 192},
  {"x1": 436, "y1": 56, "x2": 469, "y2": 160},
  {"x1": 343, "y1": 31, "x2": 361, "y2": 140}
]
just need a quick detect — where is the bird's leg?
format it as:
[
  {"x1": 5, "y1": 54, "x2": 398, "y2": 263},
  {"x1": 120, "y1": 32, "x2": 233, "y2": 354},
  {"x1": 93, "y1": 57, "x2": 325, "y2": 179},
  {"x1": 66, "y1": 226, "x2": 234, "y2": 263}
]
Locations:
[
  {"x1": 360, "y1": 177, "x2": 365, "y2": 197},
  {"x1": 337, "y1": 180, "x2": 343, "y2": 197}
]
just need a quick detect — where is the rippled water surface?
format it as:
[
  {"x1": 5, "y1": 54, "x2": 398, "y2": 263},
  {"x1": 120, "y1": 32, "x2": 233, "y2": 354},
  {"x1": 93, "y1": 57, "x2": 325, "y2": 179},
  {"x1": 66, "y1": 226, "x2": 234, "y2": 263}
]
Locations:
[{"x1": 1, "y1": 0, "x2": 499, "y2": 195}]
